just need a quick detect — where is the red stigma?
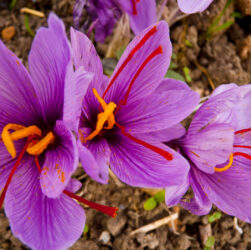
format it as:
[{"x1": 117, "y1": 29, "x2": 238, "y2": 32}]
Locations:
[
  {"x1": 0, "y1": 139, "x2": 30, "y2": 209},
  {"x1": 63, "y1": 190, "x2": 118, "y2": 218},
  {"x1": 34, "y1": 156, "x2": 118, "y2": 218},
  {"x1": 233, "y1": 152, "x2": 251, "y2": 161},
  {"x1": 235, "y1": 128, "x2": 251, "y2": 134},
  {"x1": 102, "y1": 26, "x2": 157, "y2": 99},
  {"x1": 116, "y1": 122, "x2": 173, "y2": 161},
  {"x1": 131, "y1": 0, "x2": 139, "y2": 15},
  {"x1": 234, "y1": 145, "x2": 251, "y2": 149},
  {"x1": 115, "y1": 46, "x2": 163, "y2": 113}
]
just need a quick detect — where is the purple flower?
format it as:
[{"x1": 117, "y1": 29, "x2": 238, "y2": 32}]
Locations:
[
  {"x1": 0, "y1": 13, "x2": 117, "y2": 249},
  {"x1": 165, "y1": 84, "x2": 251, "y2": 222},
  {"x1": 68, "y1": 21, "x2": 200, "y2": 188},
  {"x1": 177, "y1": 0, "x2": 214, "y2": 13},
  {"x1": 73, "y1": 0, "x2": 157, "y2": 43}
]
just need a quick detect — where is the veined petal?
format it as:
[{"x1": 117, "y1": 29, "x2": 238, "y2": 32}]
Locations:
[
  {"x1": 103, "y1": 21, "x2": 172, "y2": 105},
  {"x1": 40, "y1": 121, "x2": 78, "y2": 198},
  {"x1": 182, "y1": 123, "x2": 234, "y2": 173},
  {"x1": 180, "y1": 166, "x2": 212, "y2": 215},
  {"x1": 117, "y1": 79, "x2": 199, "y2": 133},
  {"x1": 63, "y1": 64, "x2": 93, "y2": 132},
  {"x1": 109, "y1": 132, "x2": 190, "y2": 188},
  {"x1": 177, "y1": 0, "x2": 214, "y2": 13},
  {"x1": 5, "y1": 160, "x2": 85, "y2": 250},
  {"x1": 77, "y1": 136, "x2": 110, "y2": 184},
  {"x1": 28, "y1": 13, "x2": 71, "y2": 125},
  {"x1": 165, "y1": 177, "x2": 189, "y2": 207},
  {"x1": 185, "y1": 155, "x2": 251, "y2": 222},
  {"x1": 117, "y1": 0, "x2": 157, "y2": 35},
  {"x1": 0, "y1": 41, "x2": 41, "y2": 130}
]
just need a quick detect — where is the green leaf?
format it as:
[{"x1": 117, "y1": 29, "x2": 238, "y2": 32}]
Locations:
[
  {"x1": 153, "y1": 190, "x2": 165, "y2": 203},
  {"x1": 116, "y1": 46, "x2": 126, "y2": 60},
  {"x1": 208, "y1": 211, "x2": 222, "y2": 223},
  {"x1": 83, "y1": 225, "x2": 89, "y2": 235},
  {"x1": 183, "y1": 66, "x2": 192, "y2": 83},
  {"x1": 165, "y1": 70, "x2": 185, "y2": 82},
  {"x1": 206, "y1": 0, "x2": 234, "y2": 37},
  {"x1": 185, "y1": 39, "x2": 193, "y2": 48},
  {"x1": 24, "y1": 15, "x2": 34, "y2": 37},
  {"x1": 232, "y1": 11, "x2": 242, "y2": 18},
  {"x1": 169, "y1": 61, "x2": 178, "y2": 70},
  {"x1": 171, "y1": 53, "x2": 177, "y2": 60},
  {"x1": 212, "y1": 19, "x2": 234, "y2": 33},
  {"x1": 9, "y1": 0, "x2": 17, "y2": 9},
  {"x1": 205, "y1": 236, "x2": 215, "y2": 248},
  {"x1": 144, "y1": 197, "x2": 157, "y2": 210}
]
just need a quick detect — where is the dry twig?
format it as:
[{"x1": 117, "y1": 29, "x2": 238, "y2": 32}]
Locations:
[
  {"x1": 130, "y1": 213, "x2": 178, "y2": 236},
  {"x1": 21, "y1": 8, "x2": 45, "y2": 18}
]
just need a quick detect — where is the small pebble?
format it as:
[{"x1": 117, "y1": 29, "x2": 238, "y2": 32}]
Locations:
[
  {"x1": 99, "y1": 231, "x2": 111, "y2": 244},
  {"x1": 1, "y1": 26, "x2": 16, "y2": 41}
]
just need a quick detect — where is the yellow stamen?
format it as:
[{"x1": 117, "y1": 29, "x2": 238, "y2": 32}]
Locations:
[
  {"x1": 1, "y1": 124, "x2": 37, "y2": 158},
  {"x1": 93, "y1": 88, "x2": 116, "y2": 129},
  {"x1": 27, "y1": 132, "x2": 55, "y2": 155},
  {"x1": 1, "y1": 123, "x2": 53, "y2": 158},
  {"x1": 84, "y1": 88, "x2": 116, "y2": 142},
  {"x1": 214, "y1": 153, "x2": 234, "y2": 172}
]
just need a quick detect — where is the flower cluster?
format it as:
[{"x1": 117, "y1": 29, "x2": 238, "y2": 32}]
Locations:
[
  {"x1": 73, "y1": 0, "x2": 214, "y2": 43},
  {"x1": 0, "y1": 5, "x2": 250, "y2": 250}
]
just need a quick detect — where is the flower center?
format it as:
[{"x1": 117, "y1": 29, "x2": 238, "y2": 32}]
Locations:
[
  {"x1": 1, "y1": 123, "x2": 55, "y2": 158},
  {"x1": 84, "y1": 88, "x2": 116, "y2": 142}
]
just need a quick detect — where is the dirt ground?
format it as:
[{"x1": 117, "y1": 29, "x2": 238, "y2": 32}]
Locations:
[{"x1": 0, "y1": 0, "x2": 251, "y2": 249}]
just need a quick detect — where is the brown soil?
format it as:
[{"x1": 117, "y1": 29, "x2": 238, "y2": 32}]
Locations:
[{"x1": 0, "y1": 0, "x2": 251, "y2": 249}]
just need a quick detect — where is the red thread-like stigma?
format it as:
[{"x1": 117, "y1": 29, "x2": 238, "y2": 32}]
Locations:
[
  {"x1": 233, "y1": 152, "x2": 251, "y2": 160},
  {"x1": 0, "y1": 140, "x2": 30, "y2": 209},
  {"x1": 116, "y1": 122, "x2": 173, "y2": 161},
  {"x1": 102, "y1": 26, "x2": 157, "y2": 98},
  {"x1": 235, "y1": 128, "x2": 251, "y2": 134},
  {"x1": 34, "y1": 156, "x2": 118, "y2": 218},
  {"x1": 234, "y1": 145, "x2": 251, "y2": 149},
  {"x1": 115, "y1": 46, "x2": 163, "y2": 113},
  {"x1": 63, "y1": 190, "x2": 118, "y2": 218}
]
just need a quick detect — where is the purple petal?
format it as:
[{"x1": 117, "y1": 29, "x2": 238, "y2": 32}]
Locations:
[
  {"x1": 182, "y1": 123, "x2": 234, "y2": 173},
  {"x1": 185, "y1": 154, "x2": 251, "y2": 222},
  {"x1": 40, "y1": 121, "x2": 78, "y2": 198},
  {"x1": 189, "y1": 84, "x2": 251, "y2": 133},
  {"x1": 117, "y1": 0, "x2": 157, "y2": 35},
  {"x1": 0, "y1": 41, "x2": 41, "y2": 130},
  {"x1": 180, "y1": 166, "x2": 212, "y2": 215},
  {"x1": 28, "y1": 13, "x2": 71, "y2": 125},
  {"x1": 117, "y1": 79, "x2": 199, "y2": 133},
  {"x1": 77, "y1": 137, "x2": 109, "y2": 184},
  {"x1": 148, "y1": 123, "x2": 186, "y2": 142},
  {"x1": 73, "y1": 0, "x2": 87, "y2": 28},
  {"x1": 165, "y1": 177, "x2": 189, "y2": 207},
  {"x1": 5, "y1": 160, "x2": 85, "y2": 250},
  {"x1": 63, "y1": 65, "x2": 93, "y2": 132},
  {"x1": 109, "y1": 132, "x2": 190, "y2": 188},
  {"x1": 210, "y1": 83, "x2": 238, "y2": 97},
  {"x1": 177, "y1": 0, "x2": 214, "y2": 13},
  {"x1": 104, "y1": 21, "x2": 172, "y2": 105}
]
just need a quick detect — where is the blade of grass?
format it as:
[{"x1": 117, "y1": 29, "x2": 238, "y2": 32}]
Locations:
[{"x1": 24, "y1": 15, "x2": 34, "y2": 37}]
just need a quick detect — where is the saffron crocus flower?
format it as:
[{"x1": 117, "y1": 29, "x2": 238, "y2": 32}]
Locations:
[
  {"x1": 73, "y1": 0, "x2": 157, "y2": 43},
  {"x1": 165, "y1": 84, "x2": 251, "y2": 222},
  {"x1": 177, "y1": 0, "x2": 214, "y2": 14},
  {"x1": 68, "y1": 21, "x2": 200, "y2": 188},
  {"x1": 0, "y1": 14, "x2": 117, "y2": 250}
]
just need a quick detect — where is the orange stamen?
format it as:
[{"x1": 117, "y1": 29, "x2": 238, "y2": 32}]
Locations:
[{"x1": 214, "y1": 153, "x2": 234, "y2": 172}]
